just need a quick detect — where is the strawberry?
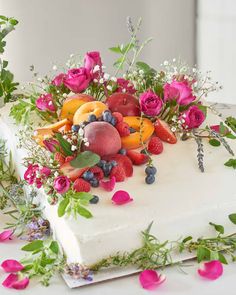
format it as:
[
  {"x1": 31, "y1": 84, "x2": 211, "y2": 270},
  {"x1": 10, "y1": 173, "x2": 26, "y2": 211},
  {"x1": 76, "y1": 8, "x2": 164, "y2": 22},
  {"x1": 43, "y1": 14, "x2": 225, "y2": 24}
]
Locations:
[
  {"x1": 112, "y1": 112, "x2": 123, "y2": 124},
  {"x1": 154, "y1": 119, "x2": 177, "y2": 144},
  {"x1": 103, "y1": 154, "x2": 133, "y2": 177},
  {"x1": 148, "y1": 137, "x2": 164, "y2": 155},
  {"x1": 60, "y1": 162, "x2": 88, "y2": 181},
  {"x1": 110, "y1": 166, "x2": 126, "y2": 182},
  {"x1": 65, "y1": 156, "x2": 75, "y2": 163},
  {"x1": 73, "y1": 178, "x2": 91, "y2": 192},
  {"x1": 116, "y1": 122, "x2": 130, "y2": 137},
  {"x1": 54, "y1": 152, "x2": 65, "y2": 166},
  {"x1": 126, "y1": 150, "x2": 149, "y2": 165},
  {"x1": 89, "y1": 166, "x2": 104, "y2": 180}
]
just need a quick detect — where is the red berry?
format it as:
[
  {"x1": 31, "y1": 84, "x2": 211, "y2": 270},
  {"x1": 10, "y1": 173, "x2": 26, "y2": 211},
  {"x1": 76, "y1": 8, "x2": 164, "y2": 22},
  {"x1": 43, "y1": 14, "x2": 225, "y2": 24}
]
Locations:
[
  {"x1": 89, "y1": 166, "x2": 104, "y2": 180},
  {"x1": 73, "y1": 178, "x2": 91, "y2": 192},
  {"x1": 54, "y1": 152, "x2": 65, "y2": 166},
  {"x1": 148, "y1": 137, "x2": 164, "y2": 155},
  {"x1": 154, "y1": 119, "x2": 177, "y2": 144},
  {"x1": 112, "y1": 112, "x2": 123, "y2": 124},
  {"x1": 116, "y1": 122, "x2": 130, "y2": 137},
  {"x1": 126, "y1": 150, "x2": 149, "y2": 165},
  {"x1": 65, "y1": 156, "x2": 75, "y2": 163},
  {"x1": 110, "y1": 166, "x2": 126, "y2": 182},
  {"x1": 103, "y1": 154, "x2": 133, "y2": 177}
]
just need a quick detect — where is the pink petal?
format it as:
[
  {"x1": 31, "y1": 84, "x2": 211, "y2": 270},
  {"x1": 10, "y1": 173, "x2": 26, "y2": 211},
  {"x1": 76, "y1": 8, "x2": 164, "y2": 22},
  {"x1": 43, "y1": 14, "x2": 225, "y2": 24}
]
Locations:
[
  {"x1": 0, "y1": 230, "x2": 13, "y2": 242},
  {"x1": 198, "y1": 260, "x2": 223, "y2": 280},
  {"x1": 111, "y1": 190, "x2": 133, "y2": 205},
  {"x1": 1, "y1": 260, "x2": 24, "y2": 272},
  {"x1": 11, "y1": 277, "x2": 29, "y2": 290},
  {"x1": 100, "y1": 176, "x2": 116, "y2": 191},
  {"x1": 139, "y1": 270, "x2": 166, "y2": 290},
  {"x1": 2, "y1": 273, "x2": 18, "y2": 288}
]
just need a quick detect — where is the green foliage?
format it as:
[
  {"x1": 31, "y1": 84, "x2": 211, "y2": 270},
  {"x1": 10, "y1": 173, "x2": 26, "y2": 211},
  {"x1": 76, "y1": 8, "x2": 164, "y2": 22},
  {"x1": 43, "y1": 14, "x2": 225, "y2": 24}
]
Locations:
[
  {"x1": 0, "y1": 15, "x2": 19, "y2": 103},
  {"x1": 70, "y1": 151, "x2": 100, "y2": 168},
  {"x1": 209, "y1": 138, "x2": 221, "y2": 147},
  {"x1": 209, "y1": 222, "x2": 224, "y2": 235},
  {"x1": 10, "y1": 99, "x2": 36, "y2": 125},
  {"x1": 55, "y1": 133, "x2": 73, "y2": 156},
  {"x1": 224, "y1": 158, "x2": 236, "y2": 169},
  {"x1": 229, "y1": 213, "x2": 236, "y2": 224},
  {"x1": 22, "y1": 240, "x2": 44, "y2": 252},
  {"x1": 225, "y1": 116, "x2": 236, "y2": 133}
]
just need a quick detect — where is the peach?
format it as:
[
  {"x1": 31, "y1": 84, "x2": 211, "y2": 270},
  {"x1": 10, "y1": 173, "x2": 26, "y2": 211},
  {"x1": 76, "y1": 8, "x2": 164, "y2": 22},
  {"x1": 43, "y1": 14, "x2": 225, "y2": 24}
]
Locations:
[
  {"x1": 60, "y1": 94, "x2": 94, "y2": 121},
  {"x1": 73, "y1": 101, "x2": 108, "y2": 125},
  {"x1": 121, "y1": 116, "x2": 154, "y2": 149},
  {"x1": 83, "y1": 121, "x2": 121, "y2": 157}
]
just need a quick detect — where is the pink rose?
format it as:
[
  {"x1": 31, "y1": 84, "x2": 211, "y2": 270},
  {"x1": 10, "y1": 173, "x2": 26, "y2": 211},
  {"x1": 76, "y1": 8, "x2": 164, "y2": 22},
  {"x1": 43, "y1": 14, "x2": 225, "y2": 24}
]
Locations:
[
  {"x1": 36, "y1": 94, "x2": 56, "y2": 112},
  {"x1": 52, "y1": 73, "x2": 66, "y2": 87},
  {"x1": 43, "y1": 138, "x2": 59, "y2": 153},
  {"x1": 164, "y1": 81, "x2": 196, "y2": 105},
  {"x1": 64, "y1": 67, "x2": 91, "y2": 93},
  {"x1": 182, "y1": 105, "x2": 205, "y2": 129},
  {"x1": 139, "y1": 90, "x2": 163, "y2": 116},
  {"x1": 116, "y1": 78, "x2": 136, "y2": 95},
  {"x1": 54, "y1": 175, "x2": 70, "y2": 194},
  {"x1": 84, "y1": 51, "x2": 102, "y2": 71}
]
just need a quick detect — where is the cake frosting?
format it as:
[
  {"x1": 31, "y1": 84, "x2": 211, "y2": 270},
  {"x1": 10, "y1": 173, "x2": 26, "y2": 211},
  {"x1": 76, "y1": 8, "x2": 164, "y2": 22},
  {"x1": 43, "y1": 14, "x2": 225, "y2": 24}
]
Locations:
[{"x1": 0, "y1": 102, "x2": 236, "y2": 266}]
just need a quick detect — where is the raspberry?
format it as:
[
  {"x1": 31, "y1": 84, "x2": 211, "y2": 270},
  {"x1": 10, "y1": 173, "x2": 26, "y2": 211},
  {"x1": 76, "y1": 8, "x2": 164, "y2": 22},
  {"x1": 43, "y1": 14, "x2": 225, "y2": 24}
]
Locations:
[
  {"x1": 116, "y1": 122, "x2": 130, "y2": 137},
  {"x1": 54, "y1": 152, "x2": 65, "y2": 166},
  {"x1": 65, "y1": 156, "x2": 75, "y2": 163},
  {"x1": 110, "y1": 166, "x2": 126, "y2": 182},
  {"x1": 148, "y1": 137, "x2": 164, "y2": 155},
  {"x1": 89, "y1": 166, "x2": 104, "y2": 180},
  {"x1": 73, "y1": 178, "x2": 91, "y2": 192},
  {"x1": 112, "y1": 112, "x2": 123, "y2": 124}
]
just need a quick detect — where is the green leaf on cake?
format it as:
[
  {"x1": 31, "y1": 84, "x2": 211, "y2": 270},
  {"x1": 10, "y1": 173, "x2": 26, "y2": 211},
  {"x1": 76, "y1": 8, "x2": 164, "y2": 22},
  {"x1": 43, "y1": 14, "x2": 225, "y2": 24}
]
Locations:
[
  {"x1": 209, "y1": 139, "x2": 221, "y2": 147},
  {"x1": 21, "y1": 240, "x2": 44, "y2": 252},
  {"x1": 209, "y1": 222, "x2": 224, "y2": 235},
  {"x1": 49, "y1": 241, "x2": 59, "y2": 254},
  {"x1": 70, "y1": 151, "x2": 100, "y2": 168},
  {"x1": 224, "y1": 158, "x2": 236, "y2": 169},
  {"x1": 57, "y1": 197, "x2": 69, "y2": 217},
  {"x1": 218, "y1": 252, "x2": 228, "y2": 264},
  {"x1": 54, "y1": 133, "x2": 73, "y2": 156},
  {"x1": 229, "y1": 213, "x2": 236, "y2": 224},
  {"x1": 197, "y1": 246, "x2": 211, "y2": 263},
  {"x1": 77, "y1": 205, "x2": 93, "y2": 219}
]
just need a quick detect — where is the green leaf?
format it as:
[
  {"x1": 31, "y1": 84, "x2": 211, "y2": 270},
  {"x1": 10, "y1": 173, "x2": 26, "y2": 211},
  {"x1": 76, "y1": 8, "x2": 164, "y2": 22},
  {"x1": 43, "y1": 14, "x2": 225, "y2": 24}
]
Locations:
[
  {"x1": 224, "y1": 158, "x2": 236, "y2": 169},
  {"x1": 136, "y1": 61, "x2": 151, "y2": 72},
  {"x1": 209, "y1": 139, "x2": 221, "y2": 147},
  {"x1": 210, "y1": 250, "x2": 219, "y2": 260},
  {"x1": 198, "y1": 105, "x2": 207, "y2": 117},
  {"x1": 77, "y1": 205, "x2": 93, "y2": 218},
  {"x1": 2, "y1": 60, "x2": 8, "y2": 68},
  {"x1": 9, "y1": 18, "x2": 18, "y2": 26},
  {"x1": 57, "y1": 198, "x2": 69, "y2": 217},
  {"x1": 21, "y1": 240, "x2": 44, "y2": 252},
  {"x1": 113, "y1": 57, "x2": 124, "y2": 69},
  {"x1": 109, "y1": 46, "x2": 122, "y2": 54},
  {"x1": 225, "y1": 116, "x2": 236, "y2": 133},
  {"x1": 55, "y1": 133, "x2": 73, "y2": 156},
  {"x1": 226, "y1": 133, "x2": 236, "y2": 139},
  {"x1": 49, "y1": 241, "x2": 59, "y2": 254},
  {"x1": 218, "y1": 252, "x2": 228, "y2": 264},
  {"x1": 229, "y1": 213, "x2": 236, "y2": 224},
  {"x1": 209, "y1": 222, "x2": 224, "y2": 234},
  {"x1": 70, "y1": 151, "x2": 100, "y2": 168},
  {"x1": 121, "y1": 43, "x2": 134, "y2": 54},
  {"x1": 197, "y1": 246, "x2": 210, "y2": 263},
  {"x1": 72, "y1": 192, "x2": 93, "y2": 202},
  {"x1": 182, "y1": 236, "x2": 193, "y2": 243}
]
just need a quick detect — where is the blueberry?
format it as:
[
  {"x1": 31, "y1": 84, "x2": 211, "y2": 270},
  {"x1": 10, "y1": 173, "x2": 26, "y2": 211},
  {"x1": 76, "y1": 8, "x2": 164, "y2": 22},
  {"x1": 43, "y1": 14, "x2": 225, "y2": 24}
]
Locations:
[
  {"x1": 72, "y1": 125, "x2": 80, "y2": 132},
  {"x1": 89, "y1": 195, "x2": 99, "y2": 204},
  {"x1": 88, "y1": 114, "x2": 97, "y2": 122},
  {"x1": 145, "y1": 174, "x2": 155, "y2": 184},
  {"x1": 110, "y1": 117, "x2": 117, "y2": 126},
  {"x1": 90, "y1": 178, "x2": 99, "y2": 187},
  {"x1": 118, "y1": 148, "x2": 127, "y2": 155},
  {"x1": 103, "y1": 111, "x2": 112, "y2": 123},
  {"x1": 129, "y1": 127, "x2": 136, "y2": 133},
  {"x1": 103, "y1": 163, "x2": 112, "y2": 177},
  {"x1": 97, "y1": 160, "x2": 106, "y2": 168},
  {"x1": 83, "y1": 171, "x2": 94, "y2": 181},
  {"x1": 110, "y1": 160, "x2": 117, "y2": 167},
  {"x1": 145, "y1": 166, "x2": 157, "y2": 176}
]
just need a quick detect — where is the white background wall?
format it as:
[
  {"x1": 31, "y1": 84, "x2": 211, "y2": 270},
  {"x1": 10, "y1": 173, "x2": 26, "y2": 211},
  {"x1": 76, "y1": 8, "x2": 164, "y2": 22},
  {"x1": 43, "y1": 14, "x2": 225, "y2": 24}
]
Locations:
[{"x1": 1, "y1": 0, "x2": 195, "y2": 83}]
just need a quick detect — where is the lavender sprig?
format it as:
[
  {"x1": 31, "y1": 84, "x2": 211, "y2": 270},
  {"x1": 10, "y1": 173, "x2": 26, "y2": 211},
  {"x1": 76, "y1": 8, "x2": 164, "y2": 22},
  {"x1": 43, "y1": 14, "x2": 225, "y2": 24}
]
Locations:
[
  {"x1": 194, "y1": 135, "x2": 205, "y2": 173},
  {"x1": 210, "y1": 129, "x2": 235, "y2": 156}
]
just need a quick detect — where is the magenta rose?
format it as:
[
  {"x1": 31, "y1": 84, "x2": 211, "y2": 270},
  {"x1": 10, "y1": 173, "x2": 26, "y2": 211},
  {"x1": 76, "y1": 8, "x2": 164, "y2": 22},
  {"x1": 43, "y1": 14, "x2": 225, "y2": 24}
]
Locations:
[
  {"x1": 52, "y1": 73, "x2": 66, "y2": 87},
  {"x1": 43, "y1": 138, "x2": 60, "y2": 153},
  {"x1": 84, "y1": 51, "x2": 102, "y2": 71},
  {"x1": 139, "y1": 90, "x2": 163, "y2": 116},
  {"x1": 24, "y1": 164, "x2": 39, "y2": 185},
  {"x1": 164, "y1": 80, "x2": 196, "y2": 105},
  {"x1": 182, "y1": 105, "x2": 205, "y2": 129},
  {"x1": 64, "y1": 67, "x2": 91, "y2": 93},
  {"x1": 36, "y1": 94, "x2": 56, "y2": 112},
  {"x1": 116, "y1": 78, "x2": 136, "y2": 95},
  {"x1": 54, "y1": 175, "x2": 70, "y2": 194}
]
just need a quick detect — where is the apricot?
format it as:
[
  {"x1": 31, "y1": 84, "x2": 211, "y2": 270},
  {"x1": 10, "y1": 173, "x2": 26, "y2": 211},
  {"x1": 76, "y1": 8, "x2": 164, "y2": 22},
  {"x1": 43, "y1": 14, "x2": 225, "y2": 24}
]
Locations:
[
  {"x1": 121, "y1": 116, "x2": 154, "y2": 149},
  {"x1": 60, "y1": 94, "x2": 94, "y2": 121},
  {"x1": 33, "y1": 118, "x2": 70, "y2": 146},
  {"x1": 73, "y1": 101, "x2": 108, "y2": 125}
]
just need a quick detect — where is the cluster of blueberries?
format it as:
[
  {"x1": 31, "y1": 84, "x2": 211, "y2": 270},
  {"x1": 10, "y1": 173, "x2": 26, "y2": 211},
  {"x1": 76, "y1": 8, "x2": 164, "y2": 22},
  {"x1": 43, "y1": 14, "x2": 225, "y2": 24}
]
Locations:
[
  {"x1": 144, "y1": 166, "x2": 157, "y2": 184},
  {"x1": 97, "y1": 159, "x2": 117, "y2": 177}
]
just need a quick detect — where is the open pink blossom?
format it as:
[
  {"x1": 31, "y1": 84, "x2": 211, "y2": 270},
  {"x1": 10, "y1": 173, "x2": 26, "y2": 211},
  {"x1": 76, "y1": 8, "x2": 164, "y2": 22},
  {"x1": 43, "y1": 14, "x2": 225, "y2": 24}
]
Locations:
[
  {"x1": 36, "y1": 93, "x2": 56, "y2": 112},
  {"x1": 164, "y1": 80, "x2": 196, "y2": 105},
  {"x1": 139, "y1": 90, "x2": 163, "y2": 116},
  {"x1": 100, "y1": 176, "x2": 116, "y2": 192},
  {"x1": 198, "y1": 260, "x2": 223, "y2": 280},
  {"x1": 84, "y1": 51, "x2": 102, "y2": 71},
  {"x1": 139, "y1": 270, "x2": 166, "y2": 290},
  {"x1": 1, "y1": 260, "x2": 24, "y2": 273},
  {"x1": 64, "y1": 67, "x2": 91, "y2": 93},
  {"x1": 182, "y1": 105, "x2": 205, "y2": 129},
  {"x1": 0, "y1": 230, "x2": 13, "y2": 242},
  {"x1": 24, "y1": 164, "x2": 39, "y2": 185},
  {"x1": 112, "y1": 190, "x2": 133, "y2": 205},
  {"x1": 54, "y1": 175, "x2": 70, "y2": 194},
  {"x1": 2, "y1": 273, "x2": 29, "y2": 290},
  {"x1": 116, "y1": 78, "x2": 136, "y2": 95},
  {"x1": 52, "y1": 73, "x2": 66, "y2": 87},
  {"x1": 40, "y1": 166, "x2": 51, "y2": 177}
]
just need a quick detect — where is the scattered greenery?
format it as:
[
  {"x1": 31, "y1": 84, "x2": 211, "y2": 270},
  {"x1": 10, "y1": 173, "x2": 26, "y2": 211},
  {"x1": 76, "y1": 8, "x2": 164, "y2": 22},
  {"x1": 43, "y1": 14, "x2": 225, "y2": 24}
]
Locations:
[
  {"x1": 225, "y1": 116, "x2": 236, "y2": 133},
  {"x1": 0, "y1": 15, "x2": 19, "y2": 103},
  {"x1": 224, "y1": 158, "x2": 236, "y2": 169}
]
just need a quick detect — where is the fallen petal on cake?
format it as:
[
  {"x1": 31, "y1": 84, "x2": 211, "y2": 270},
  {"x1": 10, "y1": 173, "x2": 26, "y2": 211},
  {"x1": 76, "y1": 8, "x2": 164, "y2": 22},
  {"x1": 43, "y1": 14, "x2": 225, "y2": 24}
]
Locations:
[
  {"x1": 2, "y1": 273, "x2": 18, "y2": 288},
  {"x1": 139, "y1": 270, "x2": 166, "y2": 290},
  {"x1": 1, "y1": 259, "x2": 24, "y2": 273},
  {"x1": 198, "y1": 260, "x2": 223, "y2": 280},
  {"x1": 0, "y1": 230, "x2": 13, "y2": 242},
  {"x1": 11, "y1": 277, "x2": 30, "y2": 290},
  {"x1": 2, "y1": 273, "x2": 29, "y2": 289},
  {"x1": 100, "y1": 176, "x2": 116, "y2": 191},
  {"x1": 112, "y1": 190, "x2": 133, "y2": 205}
]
